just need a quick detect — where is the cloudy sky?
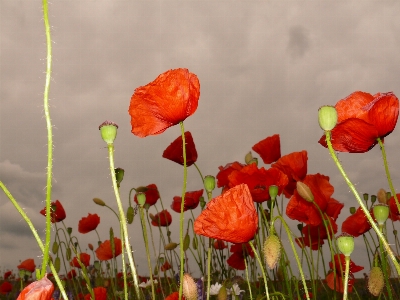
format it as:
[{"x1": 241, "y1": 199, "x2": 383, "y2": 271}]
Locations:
[{"x1": 1, "y1": 1, "x2": 400, "y2": 278}]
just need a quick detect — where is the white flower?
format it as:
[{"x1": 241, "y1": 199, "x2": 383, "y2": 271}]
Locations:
[
  {"x1": 209, "y1": 282, "x2": 222, "y2": 295},
  {"x1": 228, "y1": 283, "x2": 245, "y2": 296},
  {"x1": 138, "y1": 279, "x2": 158, "y2": 288}
]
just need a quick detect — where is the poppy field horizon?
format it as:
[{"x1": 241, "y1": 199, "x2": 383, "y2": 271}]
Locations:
[{"x1": 2, "y1": 2, "x2": 400, "y2": 300}]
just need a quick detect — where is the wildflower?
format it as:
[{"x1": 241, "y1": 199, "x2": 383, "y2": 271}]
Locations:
[
  {"x1": 165, "y1": 291, "x2": 186, "y2": 300},
  {"x1": 39, "y1": 200, "x2": 66, "y2": 223},
  {"x1": 162, "y1": 131, "x2": 198, "y2": 166},
  {"x1": 227, "y1": 243, "x2": 255, "y2": 270},
  {"x1": 16, "y1": 274, "x2": 54, "y2": 300},
  {"x1": 216, "y1": 161, "x2": 245, "y2": 189},
  {"x1": 194, "y1": 184, "x2": 258, "y2": 243},
  {"x1": 0, "y1": 281, "x2": 12, "y2": 295},
  {"x1": 70, "y1": 253, "x2": 91, "y2": 268},
  {"x1": 129, "y1": 68, "x2": 200, "y2": 137},
  {"x1": 133, "y1": 184, "x2": 160, "y2": 206},
  {"x1": 228, "y1": 283, "x2": 245, "y2": 296},
  {"x1": 17, "y1": 259, "x2": 36, "y2": 273},
  {"x1": 319, "y1": 91, "x2": 399, "y2": 152},
  {"x1": 160, "y1": 261, "x2": 172, "y2": 272},
  {"x1": 252, "y1": 134, "x2": 281, "y2": 164},
  {"x1": 78, "y1": 213, "x2": 100, "y2": 234},
  {"x1": 67, "y1": 270, "x2": 77, "y2": 279},
  {"x1": 138, "y1": 279, "x2": 158, "y2": 288},
  {"x1": 342, "y1": 206, "x2": 373, "y2": 237},
  {"x1": 95, "y1": 237, "x2": 122, "y2": 261},
  {"x1": 388, "y1": 193, "x2": 400, "y2": 221},
  {"x1": 213, "y1": 239, "x2": 228, "y2": 250},
  {"x1": 171, "y1": 189, "x2": 204, "y2": 213},
  {"x1": 150, "y1": 210, "x2": 172, "y2": 227},
  {"x1": 209, "y1": 282, "x2": 222, "y2": 295},
  {"x1": 84, "y1": 287, "x2": 107, "y2": 300}
]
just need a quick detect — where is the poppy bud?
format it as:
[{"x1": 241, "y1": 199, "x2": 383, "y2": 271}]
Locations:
[
  {"x1": 94, "y1": 260, "x2": 101, "y2": 270},
  {"x1": 204, "y1": 175, "x2": 216, "y2": 193},
  {"x1": 263, "y1": 234, "x2": 281, "y2": 269},
  {"x1": 99, "y1": 120, "x2": 118, "y2": 145},
  {"x1": 52, "y1": 241, "x2": 59, "y2": 254},
  {"x1": 54, "y1": 257, "x2": 61, "y2": 273},
  {"x1": 371, "y1": 195, "x2": 377, "y2": 203},
  {"x1": 136, "y1": 192, "x2": 146, "y2": 207},
  {"x1": 93, "y1": 198, "x2": 106, "y2": 206},
  {"x1": 165, "y1": 242, "x2": 178, "y2": 250},
  {"x1": 182, "y1": 273, "x2": 198, "y2": 300},
  {"x1": 394, "y1": 230, "x2": 398, "y2": 236},
  {"x1": 373, "y1": 204, "x2": 389, "y2": 225},
  {"x1": 115, "y1": 168, "x2": 125, "y2": 187},
  {"x1": 269, "y1": 185, "x2": 278, "y2": 200},
  {"x1": 66, "y1": 248, "x2": 71, "y2": 261},
  {"x1": 183, "y1": 234, "x2": 190, "y2": 251},
  {"x1": 67, "y1": 227, "x2": 72, "y2": 235},
  {"x1": 349, "y1": 207, "x2": 356, "y2": 214},
  {"x1": 248, "y1": 157, "x2": 258, "y2": 166},
  {"x1": 387, "y1": 192, "x2": 392, "y2": 201},
  {"x1": 318, "y1": 105, "x2": 337, "y2": 131},
  {"x1": 337, "y1": 233, "x2": 354, "y2": 256},
  {"x1": 368, "y1": 267, "x2": 384, "y2": 296},
  {"x1": 244, "y1": 151, "x2": 253, "y2": 164},
  {"x1": 297, "y1": 223, "x2": 303, "y2": 232},
  {"x1": 296, "y1": 181, "x2": 314, "y2": 202},
  {"x1": 192, "y1": 235, "x2": 198, "y2": 250},
  {"x1": 363, "y1": 193, "x2": 369, "y2": 201},
  {"x1": 200, "y1": 197, "x2": 206, "y2": 209},
  {"x1": 217, "y1": 285, "x2": 228, "y2": 300},
  {"x1": 88, "y1": 243, "x2": 94, "y2": 251},
  {"x1": 127, "y1": 206, "x2": 135, "y2": 224},
  {"x1": 377, "y1": 188, "x2": 387, "y2": 204}
]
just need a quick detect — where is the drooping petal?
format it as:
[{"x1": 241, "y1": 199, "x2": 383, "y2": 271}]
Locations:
[
  {"x1": 252, "y1": 134, "x2": 281, "y2": 164},
  {"x1": 17, "y1": 275, "x2": 54, "y2": 300},
  {"x1": 162, "y1": 131, "x2": 198, "y2": 166},
  {"x1": 171, "y1": 190, "x2": 203, "y2": 213},
  {"x1": 367, "y1": 92, "x2": 399, "y2": 138},
  {"x1": 342, "y1": 207, "x2": 373, "y2": 237}
]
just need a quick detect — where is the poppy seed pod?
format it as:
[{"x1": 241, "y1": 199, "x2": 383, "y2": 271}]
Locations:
[
  {"x1": 296, "y1": 181, "x2": 314, "y2": 202},
  {"x1": 263, "y1": 234, "x2": 281, "y2": 269},
  {"x1": 373, "y1": 204, "x2": 389, "y2": 225},
  {"x1": 269, "y1": 185, "x2": 279, "y2": 200},
  {"x1": 182, "y1": 273, "x2": 198, "y2": 300},
  {"x1": 363, "y1": 193, "x2": 369, "y2": 201},
  {"x1": 371, "y1": 195, "x2": 377, "y2": 203},
  {"x1": 115, "y1": 168, "x2": 125, "y2": 187},
  {"x1": 136, "y1": 192, "x2": 146, "y2": 207},
  {"x1": 368, "y1": 266, "x2": 384, "y2": 296},
  {"x1": 204, "y1": 175, "x2": 216, "y2": 193},
  {"x1": 337, "y1": 233, "x2": 354, "y2": 256},
  {"x1": 93, "y1": 198, "x2": 106, "y2": 206},
  {"x1": 349, "y1": 207, "x2": 356, "y2": 214},
  {"x1": 99, "y1": 120, "x2": 118, "y2": 145},
  {"x1": 318, "y1": 105, "x2": 338, "y2": 131}
]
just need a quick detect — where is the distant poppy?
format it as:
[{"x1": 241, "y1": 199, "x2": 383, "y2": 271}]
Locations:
[
  {"x1": 213, "y1": 239, "x2": 228, "y2": 250},
  {"x1": 4, "y1": 271, "x2": 12, "y2": 280},
  {"x1": 150, "y1": 210, "x2": 172, "y2": 227},
  {"x1": 78, "y1": 213, "x2": 100, "y2": 234},
  {"x1": 319, "y1": 91, "x2": 399, "y2": 152},
  {"x1": 216, "y1": 161, "x2": 245, "y2": 189},
  {"x1": 227, "y1": 243, "x2": 254, "y2": 270},
  {"x1": 40, "y1": 200, "x2": 66, "y2": 223},
  {"x1": 95, "y1": 237, "x2": 122, "y2": 261},
  {"x1": 70, "y1": 253, "x2": 91, "y2": 268},
  {"x1": 271, "y1": 150, "x2": 308, "y2": 197},
  {"x1": 296, "y1": 217, "x2": 338, "y2": 250},
  {"x1": 227, "y1": 164, "x2": 288, "y2": 203},
  {"x1": 325, "y1": 254, "x2": 364, "y2": 293},
  {"x1": 84, "y1": 287, "x2": 107, "y2": 300},
  {"x1": 342, "y1": 207, "x2": 373, "y2": 236},
  {"x1": 17, "y1": 259, "x2": 36, "y2": 273},
  {"x1": 16, "y1": 275, "x2": 54, "y2": 300},
  {"x1": 129, "y1": 68, "x2": 200, "y2": 137},
  {"x1": 252, "y1": 134, "x2": 281, "y2": 164},
  {"x1": 0, "y1": 281, "x2": 12, "y2": 295},
  {"x1": 388, "y1": 194, "x2": 400, "y2": 221},
  {"x1": 165, "y1": 292, "x2": 186, "y2": 300},
  {"x1": 162, "y1": 131, "x2": 198, "y2": 166},
  {"x1": 67, "y1": 269, "x2": 77, "y2": 279},
  {"x1": 171, "y1": 189, "x2": 204, "y2": 213},
  {"x1": 194, "y1": 184, "x2": 258, "y2": 243},
  {"x1": 160, "y1": 261, "x2": 172, "y2": 272},
  {"x1": 134, "y1": 184, "x2": 160, "y2": 206},
  {"x1": 286, "y1": 174, "x2": 344, "y2": 226}
]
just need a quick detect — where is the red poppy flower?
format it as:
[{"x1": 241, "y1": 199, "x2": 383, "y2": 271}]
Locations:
[
  {"x1": 39, "y1": 200, "x2": 66, "y2": 223},
  {"x1": 84, "y1": 287, "x2": 107, "y2": 300},
  {"x1": 216, "y1": 161, "x2": 245, "y2": 189},
  {"x1": 95, "y1": 237, "x2": 122, "y2": 261},
  {"x1": 171, "y1": 189, "x2": 204, "y2": 213},
  {"x1": 252, "y1": 134, "x2": 281, "y2": 164},
  {"x1": 165, "y1": 292, "x2": 186, "y2": 300},
  {"x1": 67, "y1": 269, "x2": 77, "y2": 279},
  {"x1": 342, "y1": 207, "x2": 373, "y2": 236},
  {"x1": 227, "y1": 164, "x2": 288, "y2": 203},
  {"x1": 319, "y1": 91, "x2": 399, "y2": 153},
  {"x1": 78, "y1": 213, "x2": 100, "y2": 234},
  {"x1": 129, "y1": 68, "x2": 200, "y2": 137},
  {"x1": 4, "y1": 271, "x2": 12, "y2": 280},
  {"x1": 325, "y1": 254, "x2": 364, "y2": 293},
  {"x1": 134, "y1": 184, "x2": 160, "y2": 206},
  {"x1": 286, "y1": 174, "x2": 344, "y2": 226},
  {"x1": 70, "y1": 253, "x2": 91, "y2": 268},
  {"x1": 227, "y1": 243, "x2": 254, "y2": 270},
  {"x1": 213, "y1": 239, "x2": 228, "y2": 250},
  {"x1": 150, "y1": 210, "x2": 172, "y2": 227},
  {"x1": 17, "y1": 259, "x2": 36, "y2": 273},
  {"x1": 295, "y1": 217, "x2": 338, "y2": 250},
  {"x1": 162, "y1": 131, "x2": 198, "y2": 166},
  {"x1": 271, "y1": 150, "x2": 308, "y2": 197},
  {"x1": 16, "y1": 275, "x2": 54, "y2": 300},
  {"x1": 160, "y1": 261, "x2": 172, "y2": 272},
  {"x1": 0, "y1": 281, "x2": 12, "y2": 295},
  {"x1": 194, "y1": 184, "x2": 258, "y2": 243},
  {"x1": 388, "y1": 194, "x2": 400, "y2": 221}
]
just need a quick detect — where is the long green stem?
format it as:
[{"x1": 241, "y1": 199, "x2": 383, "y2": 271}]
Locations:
[
  {"x1": 248, "y1": 242, "x2": 270, "y2": 300},
  {"x1": 107, "y1": 144, "x2": 141, "y2": 299},
  {"x1": 179, "y1": 121, "x2": 187, "y2": 300},
  {"x1": 324, "y1": 131, "x2": 400, "y2": 275},
  {"x1": 342, "y1": 256, "x2": 350, "y2": 300}
]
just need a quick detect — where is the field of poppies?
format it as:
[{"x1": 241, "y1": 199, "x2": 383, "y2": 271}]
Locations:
[{"x1": 2, "y1": 2, "x2": 400, "y2": 300}]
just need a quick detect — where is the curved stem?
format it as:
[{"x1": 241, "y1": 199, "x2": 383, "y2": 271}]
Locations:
[{"x1": 248, "y1": 242, "x2": 270, "y2": 300}]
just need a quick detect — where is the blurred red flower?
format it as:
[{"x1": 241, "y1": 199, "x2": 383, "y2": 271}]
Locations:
[
  {"x1": 134, "y1": 184, "x2": 160, "y2": 206},
  {"x1": 95, "y1": 237, "x2": 122, "y2": 261},
  {"x1": 84, "y1": 287, "x2": 107, "y2": 300},
  {"x1": 227, "y1": 243, "x2": 254, "y2": 270},
  {"x1": 252, "y1": 134, "x2": 281, "y2": 164},
  {"x1": 4, "y1": 271, "x2": 12, "y2": 280},
  {"x1": 342, "y1": 207, "x2": 373, "y2": 236},
  {"x1": 388, "y1": 193, "x2": 400, "y2": 221},
  {"x1": 150, "y1": 210, "x2": 172, "y2": 227},
  {"x1": 67, "y1": 269, "x2": 77, "y2": 279},
  {"x1": 213, "y1": 239, "x2": 228, "y2": 250},
  {"x1": 271, "y1": 150, "x2": 308, "y2": 197},
  {"x1": 286, "y1": 174, "x2": 344, "y2": 226},
  {"x1": 162, "y1": 131, "x2": 198, "y2": 166},
  {"x1": 171, "y1": 189, "x2": 204, "y2": 213},
  {"x1": 165, "y1": 292, "x2": 186, "y2": 300},
  {"x1": 194, "y1": 184, "x2": 258, "y2": 243},
  {"x1": 40, "y1": 200, "x2": 66, "y2": 223},
  {"x1": 325, "y1": 254, "x2": 364, "y2": 293},
  {"x1": 319, "y1": 91, "x2": 399, "y2": 153},
  {"x1": 227, "y1": 164, "x2": 288, "y2": 203},
  {"x1": 17, "y1": 259, "x2": 36, "y2": 273},
  {"x1": 70, "y1": 253, "x2": 91, "y2": 268},
  {"x1": 0, "y1": 281, "x2": 12, "y2": 295},
  {"x1": 16, "y1": 275, "x2": 54, "y2": 300},
  {"x1": 296, "y1": 217, "x2": 338, "y2": 250},
  {"x1": 78, "y1": 213, "x2": 100, "y2": 234},
  {"x1": 129, "y1": 68, "x2": 200, "y2": 137},
  {"x1": 216, "y1": 161, "x2": 245, "y2": 189},
  {"x1": 160, "y1": 261, "x2": 172, "y2": 272}
]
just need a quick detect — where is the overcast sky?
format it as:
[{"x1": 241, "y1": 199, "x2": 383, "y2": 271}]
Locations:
[{"x1": 1, "y1": 1, "x2": 400, "y2": 279}]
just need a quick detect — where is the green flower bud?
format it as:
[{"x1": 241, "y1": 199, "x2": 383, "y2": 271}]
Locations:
[
  {"x1": 248, "y1": 157, "x2": 258, "y2": 166},
  {"x1": 55, "y1": 257, "x2": 61, "y2": 273},
  {"x1": 94, "y1": 260, "x2": 101, "y2": 270},
  {"x1": 67, "y1": 227, "x2": 72, "y2": 235},
  {"x1": 200, "y1": 197, "x2": 206, "y2": 209},
  {"x1": 245, "y1": 151, "x2": 253, "y2": 165},
  {"x1": 394, "y1": 230, "x2": 398, "y2": 236},
  {"x1": 318, "y1": 105, "x2": 337, "y2": 131},
  {"x1": 93, "y1": 198, "x2": 106, "y2": 206},
  {"x1": 297, "y1": 223, "x2": 303, "y2": 232},
  {"x1": 363, "y1": 193, "x2": 369, "y2": 201},
  {"x1": 164, "y1": 242, "x2": 178, "y2": 250},
  {"x1": 127, "y1": 206, "x2": 134, "y2": 224},
  {"x1": 386, "y1": 192, "x2": 392, "y2": 201},
  {"x1": 218, "y1": 285, "x2": 228, "y2": 300},
  {"x1": 349, "y1": 207, "x2": 356, "y2": 214},
  {"x1": 337, "y1": 233, "x2": 355, "y2": 256},
  {"x1": 373, "y1": 204, "x2": 389, "y2": 225},
  {"x1": 136, "y1": 192, "x2": 146, "y2": 207},
  {"x1": 192, "y1": 235, "x2": 198, "y2": 250},
  {"x1": 66, "y1": 248, "x2": 71, "y2": 261},
  {"x1": 183, "y1": 234, "x2": 190, "y2": 251},
  {"x1": 99, "y1": 120, "x2": 118, "y2": 145},
  {"x1": 52, "y1": 241, "x2": 59, "y2": 254},
  {"x1": 204, "y1": 175, "x2": 216, "y2": 193},
  {"x1": 296, "y1": 181, "x2": 314, "y2": 202},
  {"x1": 269, "y1": 185, "x2": 279, "y2": 200},
  {"x1": 115, "y1": 168, "x2": 125, "y2": 187}
]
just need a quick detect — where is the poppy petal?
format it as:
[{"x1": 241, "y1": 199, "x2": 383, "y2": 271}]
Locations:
[
  {"x1": 367, "y1": 92, "x2": 399, "y2": 138},
  {"x1": 162, "y1": 131, "x2": 198, "y2": 166},
  {"x1": 252, "y1": 134, "x2": 281, "y2": 164}
]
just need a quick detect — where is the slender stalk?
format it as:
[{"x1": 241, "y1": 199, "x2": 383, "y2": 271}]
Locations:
[
  {"x1": 248, "y1": 242, "x2": 270, "y2": 300},
  {"x1": 342, "y1": 256, "x2": 350, "y2": 300}
]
